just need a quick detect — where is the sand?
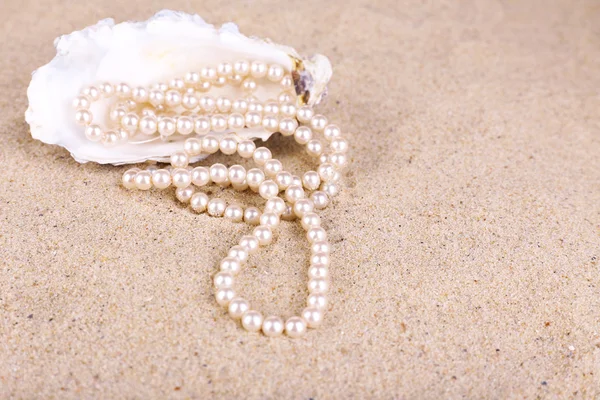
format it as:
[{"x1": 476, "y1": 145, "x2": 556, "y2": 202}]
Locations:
[{"x1": 1, "y1": 0, "x2": 599, "y2": 398}]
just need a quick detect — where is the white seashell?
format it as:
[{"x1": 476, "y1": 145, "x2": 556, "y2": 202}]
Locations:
[{"x1": 25, "y1": 10, "x2": 332, "y2": 165}]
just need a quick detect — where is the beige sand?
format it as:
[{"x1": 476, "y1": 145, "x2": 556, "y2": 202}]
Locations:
[{"x1": 1, "y1": 0, "x2": 599, "y2": 398}]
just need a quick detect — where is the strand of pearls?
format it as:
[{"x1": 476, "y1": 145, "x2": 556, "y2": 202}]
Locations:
[{"x1": 73, "y1": 59, "x2": 349, "y2": 338}]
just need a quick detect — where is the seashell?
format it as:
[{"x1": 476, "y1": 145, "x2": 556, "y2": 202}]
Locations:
[{"x1": 25, "y1": 10, "x2": 332, "y2": 165}]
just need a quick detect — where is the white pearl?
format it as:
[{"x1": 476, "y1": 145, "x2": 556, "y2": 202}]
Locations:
[
  {"x1": 247, "y1": 100, "x2": 263, "y2": 112},
  {"x1": 184, "y1": 71, "x2": 200, "y2": 85},
  {"x1": 302, "y1": 171, "x2": 321, "y2": 190},
  {"x1": 227, "y1": 113, "x2": 245, "y2": 130},
  {"x1": 122, "y1": 168, "x2": 139, "y2": 189},
  {"x1": 311, "y1": 241, "x2": 331, "y2": 254},
  {"x1": 200, "y1": 66, "x2": 217, "y2": 82},
  {"x1": 297, "y1": 106, "x2": 314, "y2": 123},
  {"x1": 75, "y1": 109, "x2": 92, "y2": 125},
  {"x1": 169, "y1": 78, "x2": 185, "y2": 90},
  {"x1": 239, "y1": 235, "x2": 260, "y2": 254},
  {"x1": 262, "y1": 316, "x2": 284, "y2": 337},
  {"x1": 242, "y1": 310, "x2": 264, "y2": 332},
  {"x1": 184, "y1": 138, "x2": 202, "y2": 156},
  {"x1": 246, "y1": 168, "x2": 265, "y2": 191},
  {"x1": 172, "y1": 168, "x2": 191, "y2": 188},
  {"x1": 281, "y1": 205, "x2": 296, "y2": 221},
  {"x1": 201, "y1": 135, "x2": 220, "y2": 154},
  {"x1": 139, "y1": 116, "x2": 158, "y2": 136},
  {"x1": 322, "y1": 182, "x2": 339, "y2": 197},
  {"x1": 134, "y1": 171, "x2": 152, "y2": 190},
  {"x1": 278, "y1": 91, "x2": 294, "y2": 103},
  {"x1": 258, "y1": 180, "x2": 279, "y2": 200},
  {"x1": 280, "y1": 102, "x2": 297, "y2": 118},
  {"x1": 285, "y1": 316, "x2": 307, "y2": 338},
  {"x1": 101, "y1": 131, "x2": 119, "y2": 147},
  {"x1": 228, "y1": 165, "x2": 247, "y2": 184},
  {"x1": 279, "y1": 118, "x2": 298, "y2": 136},
  {"x1": 82, "y1": 86, "x2": 101, "y2": 101},
  {"x1": 72, "y1": 95, "x2": 91, "y2": 110},
  {"x1": 252, "y1": 225, "x2": 273, "y2": 246},
  {"x1": 293, "y1": 198, "x2": 315, "y2": 218},
  {"x1": 84, "y1": 125, "x2": 103, "y2": 142},
  {"x1": 318, "y1": 163, "x2": 337, "y2": 182},
  {"x1": 307, "y1": 227, "x2": 327, "y2": 243},
  {"x1": 330, "y1": 137, "x2": 349, "y2": 153},
  {"x1": 308, "y1": 264, "x2": 329, "y2": 279},
  {"x1": 234, "y1": 60, "x2": 250, "y2": 76},
  {"x1": 209, "y1": 163, "x2": 228, "y2": 184},
  {"x1": 275, "y1": 171, "x2": 293, "y2": 190},
  {"x1": 99, "y1": 82, "x2": 114, "y2": 97},
  {"x1": 324, "y1": 124, "x2": 342, "y2": 141},
  {"x1": 301, "y1": 213, "x2": 321, "y2": 230},
  {"x1": 263, "y1": 159, "x2": 283, "y2": 178},
  {"x1": 158, "y1": 117, "x2": 176, "y2": 137},
  {"x1": 263, "y1": 102, "x2": 279, "y2": 116},
  {"x1": 211, "y1": 114, "x2": 228, "y2": 132},
  {"x1": 228, "y1": 245, "x2": 249, "y2": 263},
  {"x1": 329, "y1": 152, "x2": 349, "y2": 169},
  {"x1": 311, "y1": 191, "x2": 330, "y2": 209},
  {"x1": 217, "y1": 62, "x2": 233, "y2": 77},
  {"x1": 262, "y1": 116, "x2": 279, "y2": 132},
  {"x1": 220, "y1": 137, "x2": 238, "y2": 155},
  {"x1": 176, "y1": 116, "x2": 194, "y2": 135},
  {"x1": 109, "y1": 107, "x2": 126, "y2": 123},
  {"x1": 224, "y1": 204, "x2": 244, "y2": 222},
  {"x1": 294, "y1": 126, "x2": 313, "y2": 145},
  {"x1": 199, "y1": 95, "x2": 216, "y2": 112},
  {"x1": 242, "y1": 77, "x2": 257, "y2": 92},
  {"x1": 228, "y1": 298, "x2": 249, "y2": 319},
  {"x1": 194, "y1": 116, "x2": 211, "y2": 135},
  {"x1": 259, "y1": 212, "x2": 280, "y2": 228},
  {"x1": 245, "y1": 111, "x2": 262, "y2": 128},
  {"x1": 285, "y1": 185, "x2": 305, "y2": 204},
  {"x1": 216, "y1": 96, "x2": 232, "y2": 112},
  {"x1": 175, "y1": 186, "x2": 195, "y2": 203},
  {"x1": 214, "y1": 271, "x2": 234, "y2": 289},
  {"x1": 265, "y1": 197, "x2": 286, "y2": 215},
  {"x1": 208, "y1": 198, "x2": 227, "y2": 217},
  {"x1": 232, "y1": 98, "x2": 249, "y2": 114},
  {"x1": 149, "y1": 89, "x2": 165, "y2": 106},
  {"x1": 152, "y1": 169, "x2": 171, "y2": 189},
  {"x1": 267, "y1": 64, "x2": 285, "y2": 82},
  {"x1": 308, "y1": 278, "x2": 329, "y2": 294},
  {"x1": 244, "y1": 207, "x2": 261, "y2": 225},
  {"x1": 250, "y1": 60, "x2": 268, "y2": 78},
  {"x1": 220, "y1": 257, "x2": 242, "y2": 274},
  {"x1": 131, "y1": 86, "x2": 148, "y2": 103},
  {"x1": 170, "y1": 152, "x2": 189, "y2": 168},
  {"x1": 302, "y1": 307, "x2": 324, "y2": 328},
  {"x1": 311, "y1": 115, "x2": 328, "y2": 132},
  {"x1": 307, "y1": 293, "x2": 328, "y2": 310},
  {"x1": 253, "y1": 225, "x2": 273, "y2": 246},
  {"x1": 237, "y1": 140, "x2": 256, "y2": 158},
  {"x1": 165, "y1": 90, "x2": 182, "y2": 107},
  {"x1": 280, "y1": 75, "x2": 293, "y2": 88},
  {"x1": 215, "y1": 288, "x2": 235, "y2": 306},
  {"x1": 190, "y1": 192, "x2": 209, "y2": 212},
  {"x1": 311, "y1": 252, "x2": 330, "y2": 267},
  {"x1": 306, "y1": 140, "x2": 324, "y2": 157},
  {"x1": 191, "y1": 167, "x2": 210, "y2": 187}
]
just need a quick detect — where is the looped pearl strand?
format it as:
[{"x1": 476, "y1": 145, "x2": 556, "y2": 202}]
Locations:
[{"x1": 75, "y1": 59, "x2": 349, "y2": 338}]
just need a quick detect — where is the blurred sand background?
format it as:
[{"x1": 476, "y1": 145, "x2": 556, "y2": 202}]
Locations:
[{"x1": 1, "y1": 0, "x2": 599, "y2": 398}]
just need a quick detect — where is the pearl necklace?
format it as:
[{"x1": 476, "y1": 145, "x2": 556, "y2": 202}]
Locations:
[{"x1": 72, "y1": 60, "x2": 349, "y2": 338}]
